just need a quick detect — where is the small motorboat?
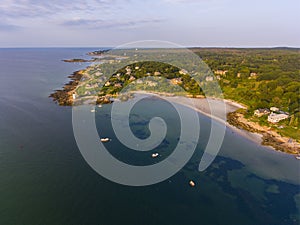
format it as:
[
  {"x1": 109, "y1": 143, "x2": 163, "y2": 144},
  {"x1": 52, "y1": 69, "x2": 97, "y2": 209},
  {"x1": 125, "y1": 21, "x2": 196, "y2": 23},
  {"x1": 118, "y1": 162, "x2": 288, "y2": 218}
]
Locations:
[
  {"x1": 91, "y1": 109, "x2": 96, "y2": 113},
  {"x1": 189, "y1": 180, "x2": 195, "y2": 187},
  {"x1": 295, "y1": 156, "x2": 300, "y2": 160},
  {"x1": 100, "y1": 138, "x2": 110, "y2": 142},
  {"x1": 151, "y1": 153, "x2": 159, "y2": 158}
]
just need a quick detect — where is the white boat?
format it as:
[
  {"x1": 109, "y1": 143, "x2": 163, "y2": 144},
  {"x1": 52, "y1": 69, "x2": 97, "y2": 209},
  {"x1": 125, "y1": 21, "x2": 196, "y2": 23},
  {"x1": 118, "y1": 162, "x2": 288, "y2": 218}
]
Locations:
[
  {"x1": 295, "y1": 156, "x2": 300, "y2": 160},
  {"x1": 151, "y1": 153, "x2": 159, "y2": 158},
  {"x1": 189, "y1": 180, "x2": 195, "y2": 187},
  {"x1": 100, "y1": 138, "x2": 110, "y2": 142},
  {"x1": 90, "y1": 109, "x2": 96, "y2": 113}
]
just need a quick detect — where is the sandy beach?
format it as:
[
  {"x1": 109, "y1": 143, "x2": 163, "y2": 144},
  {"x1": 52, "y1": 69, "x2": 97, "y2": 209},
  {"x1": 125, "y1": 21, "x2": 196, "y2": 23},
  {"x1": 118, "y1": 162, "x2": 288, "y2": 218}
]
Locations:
[{"x1": 160, "y1": 95, "x2": 264, "y2": 145}]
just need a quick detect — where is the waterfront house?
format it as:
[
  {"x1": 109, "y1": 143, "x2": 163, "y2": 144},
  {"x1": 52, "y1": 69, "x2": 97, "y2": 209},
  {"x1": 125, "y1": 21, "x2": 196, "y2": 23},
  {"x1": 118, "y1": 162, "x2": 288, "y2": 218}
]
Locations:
[
  {"x1": 267, "y1": 112, "x2": 289, "y2": 123},
  {"x1": 270, "y1": 107, "x2": 279, "y2": 112},
  {"x1": 254, "y1": 108, "x2": 270, "y2": 117}
]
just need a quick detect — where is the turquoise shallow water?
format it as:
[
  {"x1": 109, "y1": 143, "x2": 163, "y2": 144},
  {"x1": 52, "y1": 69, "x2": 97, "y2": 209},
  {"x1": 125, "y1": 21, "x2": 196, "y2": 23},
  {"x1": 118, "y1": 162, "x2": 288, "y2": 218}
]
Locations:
[{"x1": 0, "y1": 48, "x2": 299, "y2": 225}]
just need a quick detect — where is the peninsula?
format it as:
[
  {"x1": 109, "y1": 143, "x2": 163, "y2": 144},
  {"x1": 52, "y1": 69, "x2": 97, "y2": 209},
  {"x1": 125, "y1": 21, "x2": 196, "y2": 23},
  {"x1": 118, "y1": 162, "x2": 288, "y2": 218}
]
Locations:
[{"x1": 50, "y1": 48, "x2": 300, "y2": 154}]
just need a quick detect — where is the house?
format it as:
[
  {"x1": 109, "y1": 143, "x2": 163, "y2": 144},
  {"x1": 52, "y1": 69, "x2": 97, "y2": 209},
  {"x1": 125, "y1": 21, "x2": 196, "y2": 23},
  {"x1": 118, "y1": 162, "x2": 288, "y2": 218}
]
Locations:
[
  {"x1": 205, "y1": 76, "x2": 214, "y2": 82},
  {"x1": 170, "y1": 78, "x2": 182, "y2": 85},
  {"x1": 267, "y1": 112, "x2": 289, "y2": 123},
  {"x1": 154, "y1": 71, "x2": 161, "y2": 76},
  {"x1": 95, "y1": 72, "x2": 102, "y2": 76},
  {"x1": 270, "y1": 107, "x2": 279, "y2": 112},
  {"x1": 129, "y1": 76, "x2": 136, "y2": 81},
  {"x1": 248, "y1": 72, "x2": 258, "y2": 79},
  {"x1": 254, "y1": 108, "x2": 270, "y2": 117},
  {"x1": 125, "y1": 66, "x2": 132, "y2": 75},
  {"x1": 114, "y1": 83, "x2": 122, "y2": 88},
  {"x1": 179, "y1": 69, "x2": 188, "y2": 75},
  {"x1": 214, "y1": 70, "x2": 227, "y2": 76}
]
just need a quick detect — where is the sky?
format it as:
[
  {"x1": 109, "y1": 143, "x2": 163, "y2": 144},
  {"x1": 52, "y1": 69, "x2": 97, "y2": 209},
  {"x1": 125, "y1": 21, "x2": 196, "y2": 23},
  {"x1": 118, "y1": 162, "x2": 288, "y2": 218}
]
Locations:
[{"x1": 0, "y1": 0, "x2": 299, "y2": 47}]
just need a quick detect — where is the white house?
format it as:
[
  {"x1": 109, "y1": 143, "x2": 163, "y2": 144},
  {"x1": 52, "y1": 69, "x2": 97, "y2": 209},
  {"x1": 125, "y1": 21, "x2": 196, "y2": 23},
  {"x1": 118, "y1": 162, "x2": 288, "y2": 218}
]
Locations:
[
  {"x1": 267, "y1": 112, "x2": 289, "y2": 123},
  {"x1": 179, "y1": 69, "x2": 188, "y2": 75},
  {"x1": 205, "y1": 76, "x2": 214, "y2": 82},
  {"x1": 270, "y1": 107, "x2": 279, "y2": 112}
]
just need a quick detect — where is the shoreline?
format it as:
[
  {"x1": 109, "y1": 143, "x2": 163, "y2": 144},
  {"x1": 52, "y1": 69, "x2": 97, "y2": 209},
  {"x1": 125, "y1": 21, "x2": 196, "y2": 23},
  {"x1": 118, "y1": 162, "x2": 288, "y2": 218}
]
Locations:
[
  {"x1": 49, "y1": 69, "x2": 84, "y2": 106},
  {"x1": 49, "y1": 71, "x2": 299, "y2": 155},
  {"x1": 227, "y1": 111, "x2": 300, "y2": 155},
  {"x1": 121, "y1": 92, "x2": 300, "y2": 155},
  {"x1": 50, "y1": 81, "x2": 300, "y2": 154},
  {"x1": 155, "y1": 94, "x2": 264, "y2": 146},
  {"x1": 163, "y1": 94, "x2": 299, "y2": 155}
]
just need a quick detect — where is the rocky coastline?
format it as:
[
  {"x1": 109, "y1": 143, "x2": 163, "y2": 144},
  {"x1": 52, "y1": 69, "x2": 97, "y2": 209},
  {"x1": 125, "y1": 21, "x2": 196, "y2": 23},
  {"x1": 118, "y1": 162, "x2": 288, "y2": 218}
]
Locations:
[
  {"x1": 227, "y1": 111, "x2": 300, "y2": 154},
  {"x1": 49, "y1": 70, "x2": 84, "y2": 106}
]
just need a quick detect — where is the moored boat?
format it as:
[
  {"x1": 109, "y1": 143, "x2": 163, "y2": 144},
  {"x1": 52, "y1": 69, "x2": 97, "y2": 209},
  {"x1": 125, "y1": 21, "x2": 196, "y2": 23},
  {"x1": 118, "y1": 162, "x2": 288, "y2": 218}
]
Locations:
[
  {"x1": 151, "y1": 153, "x2": 159, "y2": 158},
  {"x1": 100, "y1": 138, "x2": 110, "y2": 142}
]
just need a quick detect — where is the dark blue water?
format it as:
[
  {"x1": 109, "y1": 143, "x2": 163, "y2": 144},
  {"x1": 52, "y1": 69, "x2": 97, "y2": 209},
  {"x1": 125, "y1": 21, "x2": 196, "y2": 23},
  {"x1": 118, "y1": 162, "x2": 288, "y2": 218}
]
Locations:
[{"x1": 0, "y1": 48, "x2": 299, "y2": 225}]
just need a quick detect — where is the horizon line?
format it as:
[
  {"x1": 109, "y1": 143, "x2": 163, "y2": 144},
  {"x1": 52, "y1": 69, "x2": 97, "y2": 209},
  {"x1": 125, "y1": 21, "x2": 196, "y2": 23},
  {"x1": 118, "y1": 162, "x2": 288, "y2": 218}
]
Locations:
[{"x1": 0, "y1": 46, "x2": 299, "y2": 49}]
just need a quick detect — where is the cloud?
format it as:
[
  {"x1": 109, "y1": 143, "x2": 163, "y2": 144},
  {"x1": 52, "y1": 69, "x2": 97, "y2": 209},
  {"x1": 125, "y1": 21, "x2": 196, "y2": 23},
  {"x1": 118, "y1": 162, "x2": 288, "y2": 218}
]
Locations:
[
  {"x1": 61, "y1": 18, "x2": 164, "y2": 29},
  {"x1": 0, "y1": 0, "x2": 164, "y2": 32},
  {"x1": 0, "y1": 22, "x2": 21, "y2": 31},
  {"x1": 0, "y1": 0, "x2": 116, "y2": 18}
]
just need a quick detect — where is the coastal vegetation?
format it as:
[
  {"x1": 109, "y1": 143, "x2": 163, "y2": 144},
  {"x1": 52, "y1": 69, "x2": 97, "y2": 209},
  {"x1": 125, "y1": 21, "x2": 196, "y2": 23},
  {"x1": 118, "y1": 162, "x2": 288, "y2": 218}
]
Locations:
[
  {"x1": 192, "y1": 48, "x2": 299, "y2": 120},
  {"x1": 191, "y1": 48, "x2": 300, "y2": 143}
]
